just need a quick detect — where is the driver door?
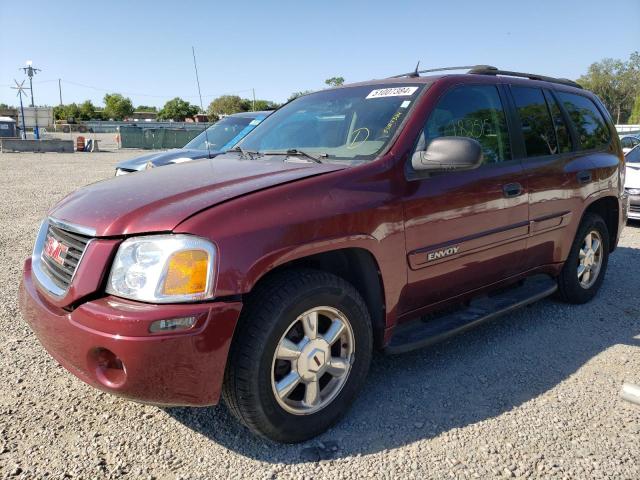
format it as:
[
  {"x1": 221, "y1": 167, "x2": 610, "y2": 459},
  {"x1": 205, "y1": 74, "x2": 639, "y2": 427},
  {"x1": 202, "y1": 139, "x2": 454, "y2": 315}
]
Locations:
[{"x1": 400, "y1": 83, "x2": 529, "y2": 316}]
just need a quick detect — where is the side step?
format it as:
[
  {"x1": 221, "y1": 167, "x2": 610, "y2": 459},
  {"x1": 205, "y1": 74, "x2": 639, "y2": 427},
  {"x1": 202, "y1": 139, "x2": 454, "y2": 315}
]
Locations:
[{"x1": 384, "y1": 275, "x2": 557, "y2": 355}]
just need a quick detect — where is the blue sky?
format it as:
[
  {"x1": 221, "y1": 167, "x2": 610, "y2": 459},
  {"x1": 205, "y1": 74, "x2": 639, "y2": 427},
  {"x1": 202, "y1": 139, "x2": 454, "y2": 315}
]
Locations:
[{"x1": 1, "y1": 0, "x2": 638, "y2": 109}]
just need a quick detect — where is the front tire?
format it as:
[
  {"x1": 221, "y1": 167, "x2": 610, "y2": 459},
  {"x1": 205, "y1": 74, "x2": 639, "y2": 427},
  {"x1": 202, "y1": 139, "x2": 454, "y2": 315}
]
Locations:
[
  {"x1": 222, "y1": 269, "x2": 373, "y2": 443},
  {"x1": 557, "y1": 212, "x2": 609, "y2": 304}
]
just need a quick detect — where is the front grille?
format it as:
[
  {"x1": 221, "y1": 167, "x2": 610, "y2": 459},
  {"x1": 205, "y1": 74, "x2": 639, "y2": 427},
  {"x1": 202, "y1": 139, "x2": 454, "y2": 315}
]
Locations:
[
  {"x1": 40, "y1": 224, "x2": 91, "y2": 291},
  {"x1": 630, "y1": 204, "x2": 640, "y2": 213}
]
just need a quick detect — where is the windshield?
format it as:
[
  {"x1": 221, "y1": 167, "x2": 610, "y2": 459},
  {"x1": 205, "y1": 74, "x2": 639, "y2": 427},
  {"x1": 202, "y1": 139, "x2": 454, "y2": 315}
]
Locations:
[
  {"x1": 184, "y1": 115, "x2": 265, "y2": 151},
  {"x1": 239, "y1": 84, "x2": 425, "y2": 161}
]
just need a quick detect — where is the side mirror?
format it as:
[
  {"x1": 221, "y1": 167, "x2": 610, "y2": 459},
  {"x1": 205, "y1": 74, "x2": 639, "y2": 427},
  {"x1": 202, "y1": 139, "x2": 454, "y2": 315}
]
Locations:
[{"x1": 412, "y1": 136, "x2": 483, "y2": 172}]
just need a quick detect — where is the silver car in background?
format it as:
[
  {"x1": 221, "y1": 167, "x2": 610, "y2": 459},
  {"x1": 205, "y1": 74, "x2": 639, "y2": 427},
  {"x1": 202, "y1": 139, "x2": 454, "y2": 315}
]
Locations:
[{"x1": 625, "y1": 145, "x2": 640, "y2": 220}]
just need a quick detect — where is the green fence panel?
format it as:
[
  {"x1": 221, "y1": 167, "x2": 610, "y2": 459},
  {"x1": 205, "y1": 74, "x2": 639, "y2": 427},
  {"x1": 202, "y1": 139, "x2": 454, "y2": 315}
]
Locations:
[{"x1": 119, "y1": 127, "x2": 202, "y2": 149}]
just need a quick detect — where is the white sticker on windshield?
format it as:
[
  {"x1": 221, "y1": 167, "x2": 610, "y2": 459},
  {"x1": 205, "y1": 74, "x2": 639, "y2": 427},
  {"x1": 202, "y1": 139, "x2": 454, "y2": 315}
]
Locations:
[
  {"x1": 366, "y1": 86, "x2": 418, "y2": 99},
  {"x1": 400, "y1": 100, "x2": 411, "y2": 108}
]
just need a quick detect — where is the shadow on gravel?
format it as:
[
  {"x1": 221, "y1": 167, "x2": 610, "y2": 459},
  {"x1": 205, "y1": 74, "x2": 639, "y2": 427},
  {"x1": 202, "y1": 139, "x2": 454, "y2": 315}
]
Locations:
[{"x1": 166, "y1": 246, "x2": 640, "y2": 464}]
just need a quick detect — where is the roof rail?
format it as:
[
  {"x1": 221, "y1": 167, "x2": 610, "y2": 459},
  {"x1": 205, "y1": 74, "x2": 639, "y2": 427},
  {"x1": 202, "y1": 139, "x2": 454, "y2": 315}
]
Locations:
[
  {"x1": 388, "y1": 64, "x2": 497, "y2": 79},
  {"x1": 468, "y1": 66, "x2": 582, "y2": 89}
]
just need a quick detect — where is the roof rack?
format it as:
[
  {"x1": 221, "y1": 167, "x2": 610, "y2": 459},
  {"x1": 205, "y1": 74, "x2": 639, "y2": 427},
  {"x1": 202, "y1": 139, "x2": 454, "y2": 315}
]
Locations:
[
  {"x1": 468, "y1": 66, "x2": 582, "y2": 89},
  {"x1": 388, "y1": 64, "x2": 496, "y2": 78},
  {"x1": 388, "y1": 64, "x2": 582, "y2": 89}
]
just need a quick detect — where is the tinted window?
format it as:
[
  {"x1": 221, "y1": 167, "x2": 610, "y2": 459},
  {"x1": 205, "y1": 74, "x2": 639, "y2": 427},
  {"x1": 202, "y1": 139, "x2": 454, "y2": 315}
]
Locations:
[
  {"x1": 556, "y1": 92, "x2": 610, "y2": 150},
  {"x1": 622, "y1": 137, "x2": 640, "y2": 149},
  {"x1": 546, "y1": 92, "x2": 572, "y2": 153},
  {"x1": 419, "y1": 85, "x2": 511, "y2": 164},
  {"x1": 511, "y1": 86, "x2": 558, "y2": 157},
  {"x1": 627, "y1": 146, "x2": 640, "y2": 163}
]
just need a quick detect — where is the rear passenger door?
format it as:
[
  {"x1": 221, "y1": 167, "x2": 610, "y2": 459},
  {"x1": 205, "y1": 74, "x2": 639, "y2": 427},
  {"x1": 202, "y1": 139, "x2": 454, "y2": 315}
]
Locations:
[
  {"x1": 401, "y1": 84, "x2": 529, "y2": 316},
  {"x1": 509, "y1": 86, "x2": 611, "y2": 269}
]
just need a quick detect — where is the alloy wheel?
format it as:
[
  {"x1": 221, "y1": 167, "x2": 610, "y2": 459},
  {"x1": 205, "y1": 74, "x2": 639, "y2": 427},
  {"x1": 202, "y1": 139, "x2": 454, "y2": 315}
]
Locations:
[
  {"x1": 577, "y1": 229, "x2": 603, "y2": 289},
  {"x1": 271, "y1": 306, "x2": 355, "y2": 415}
]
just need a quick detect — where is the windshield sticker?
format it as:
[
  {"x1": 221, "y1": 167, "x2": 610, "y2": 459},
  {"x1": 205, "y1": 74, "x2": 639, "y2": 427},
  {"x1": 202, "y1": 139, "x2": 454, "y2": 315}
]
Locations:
[
  {"x1": 249, "y1": 119, "x2": 262, "y2": 125},
  {"x1": 366, "y1": 86, "x2": 418, "y2": 99},
  {"x1": 347, "y1": 127, "x2": 370, "y2": 149},
  {"x1": 400, "y1": 100, "x2": 411, "y2": 108},
  {"x1": 383, "y1": 111, "x2": 404, "y2": 135}
]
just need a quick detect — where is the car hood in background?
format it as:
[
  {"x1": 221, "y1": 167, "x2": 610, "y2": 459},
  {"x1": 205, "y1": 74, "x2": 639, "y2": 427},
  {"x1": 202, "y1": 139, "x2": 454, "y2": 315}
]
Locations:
[
  {"x1": 50, "y1": 154, "x2": 346, "y2": 237},
  {"x1": 116, "y1": 148, "x2": 210, "y2": 171},
  {"x1": 626, "y1": 163, "x2": 640, "y2": 189}
]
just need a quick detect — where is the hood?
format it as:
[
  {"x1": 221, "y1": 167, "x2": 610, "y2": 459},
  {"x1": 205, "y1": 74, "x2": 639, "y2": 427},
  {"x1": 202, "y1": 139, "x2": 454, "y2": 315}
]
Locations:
[
  {"x1": 626, "y1": 163, "x2": 640, "y2": 188},
  {"x1": 50, "y1": 154, "x2": 345, "y2": 237},
  {"x1": 116, "y1": 149, "x2": 208, "y2": 171}
]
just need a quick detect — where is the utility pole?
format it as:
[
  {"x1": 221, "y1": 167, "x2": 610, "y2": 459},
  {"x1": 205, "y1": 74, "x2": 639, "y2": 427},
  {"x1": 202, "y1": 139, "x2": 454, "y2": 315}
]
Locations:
[
  {"x1": 252, "y1": 88, "x2": 256, "y2": 112},
  {"x1": 58, "y1": 78, "x2": 63, "y2": 105},
  {"x1": 20, "y1": 61, "x2": 41, "y2": 139},
  {"x1": 21, "y1": 61, "x2": 40, "y2": 107}
]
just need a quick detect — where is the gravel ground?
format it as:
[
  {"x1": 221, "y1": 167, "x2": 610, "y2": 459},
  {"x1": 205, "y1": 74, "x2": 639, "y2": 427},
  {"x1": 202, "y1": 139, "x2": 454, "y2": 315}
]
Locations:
[{"x1": 1, "y1": 151, "x2": 639, "y2": 479}]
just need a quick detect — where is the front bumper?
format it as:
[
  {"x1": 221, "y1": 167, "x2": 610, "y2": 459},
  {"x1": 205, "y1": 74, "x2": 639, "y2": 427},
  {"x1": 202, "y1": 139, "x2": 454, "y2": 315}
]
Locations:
[
  {"x1": 628, "y1": 193, "x2": 640, "y2": 220},
  {"x1": 19, "y1": 258, "x2": 242, "y2": 406}
]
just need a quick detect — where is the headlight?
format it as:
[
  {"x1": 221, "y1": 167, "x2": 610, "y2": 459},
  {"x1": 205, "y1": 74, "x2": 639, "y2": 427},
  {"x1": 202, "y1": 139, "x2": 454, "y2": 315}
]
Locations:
[
  {"x1": 106, "y1": 235, "x2": 216, "y2": 303},
  {"x1": 115, "y1": 168, "x2": 130, "y2": 176}
]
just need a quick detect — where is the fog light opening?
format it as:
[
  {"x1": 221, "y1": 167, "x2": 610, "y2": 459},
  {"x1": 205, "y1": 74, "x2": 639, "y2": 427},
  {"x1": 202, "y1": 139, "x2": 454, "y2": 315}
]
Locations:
[
  {"x1": 149, "y1": 316, "x2": 197, "y2": 333},
  {"x1": 91, "y1": 348, "x2": 126, "y2": 388}
]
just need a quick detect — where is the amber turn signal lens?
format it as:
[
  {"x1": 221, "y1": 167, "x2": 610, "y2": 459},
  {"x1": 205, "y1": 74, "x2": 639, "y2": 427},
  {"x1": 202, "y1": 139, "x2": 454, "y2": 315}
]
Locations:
[{"x1": 162, "y1": 250, "x2": 209, "y2": 296}]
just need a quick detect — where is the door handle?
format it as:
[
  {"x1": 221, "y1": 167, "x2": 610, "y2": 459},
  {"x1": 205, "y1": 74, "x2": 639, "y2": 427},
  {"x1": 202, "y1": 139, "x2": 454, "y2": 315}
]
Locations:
[
  {"x1": 577, "y1": 170, "x2": 592, "y2": 184},
  {"x1": 503, "y1": 182, "x2": 523, "y2": 198}
]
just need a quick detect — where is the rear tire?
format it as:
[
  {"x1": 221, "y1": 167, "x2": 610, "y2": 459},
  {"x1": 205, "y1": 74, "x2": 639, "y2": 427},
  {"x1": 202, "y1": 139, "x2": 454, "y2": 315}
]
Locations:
[
  {"x1": 222, "y1": 269, "x2": 373, "y2": 443},
  {"x1": 557, "y1": 213, "x2": 609, "y2": 304}
]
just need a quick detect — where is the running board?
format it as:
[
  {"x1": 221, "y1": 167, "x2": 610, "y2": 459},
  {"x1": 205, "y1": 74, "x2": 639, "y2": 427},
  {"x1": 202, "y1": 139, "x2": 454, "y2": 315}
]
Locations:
[{"x1": 385, "y1": 275, "x2": 557, "y2": 355}]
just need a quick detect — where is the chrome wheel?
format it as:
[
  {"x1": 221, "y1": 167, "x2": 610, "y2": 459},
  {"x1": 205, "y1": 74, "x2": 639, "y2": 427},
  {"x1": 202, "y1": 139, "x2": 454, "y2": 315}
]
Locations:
[
  {"x1": 271, "y1": 306, "x2": 355, "y2": 415},
  {"x1": 577, "y1": 230, "x2": 603, "y2": 289}
]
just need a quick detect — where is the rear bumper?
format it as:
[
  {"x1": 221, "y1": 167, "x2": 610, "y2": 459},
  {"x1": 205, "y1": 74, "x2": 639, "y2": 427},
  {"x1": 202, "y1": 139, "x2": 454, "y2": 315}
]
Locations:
[{"x1": 19, "y1": 258, "x2": 242, "y2": 406}]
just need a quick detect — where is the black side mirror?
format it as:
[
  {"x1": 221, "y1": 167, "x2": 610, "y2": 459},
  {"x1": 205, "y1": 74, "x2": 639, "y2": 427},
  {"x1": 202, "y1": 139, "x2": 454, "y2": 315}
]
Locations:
[{"x1": 412, "y1": 136, "x2": 483, "y2": 172}]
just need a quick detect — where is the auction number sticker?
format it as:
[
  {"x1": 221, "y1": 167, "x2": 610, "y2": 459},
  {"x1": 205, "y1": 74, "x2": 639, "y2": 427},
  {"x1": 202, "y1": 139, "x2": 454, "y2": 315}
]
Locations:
[{"x1": 366, "y1": 86, "x2": 418, "y2": 99}]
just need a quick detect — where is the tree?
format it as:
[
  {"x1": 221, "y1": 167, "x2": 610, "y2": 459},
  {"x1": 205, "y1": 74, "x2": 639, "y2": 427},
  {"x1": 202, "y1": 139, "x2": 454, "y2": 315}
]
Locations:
[
  {"x1": 325, "y1": 76, "x2": 345, "y2": 87},
  {"x1": 54, "y1": 103, "x2": 80, "y2": 121},
  {"x1": 207, "y1": 95, "x2": 247, "y2": 117},
  {"x1": 577, "y1": 51, "x2": 640, "y2": 124},
  {"x1": 157, "y1": 97, "x2": 199, "y2": 121},
  {"x1": 630, "y1": 94, "x2": 640, "y2": 124},
  {"x1": 78, "y1": 100, "x2": 96, "y2": 120},
  {"x1": 287, "y1": 90, "x2": 314, "y2": 102},
  {"x1": 136, "y1": 105, "x2": 157, "y2": 112},
  {"x1": 103, "y1": 93, "x2": 134, "y2": 120},
  {"x1": 244, "y1": 99, "x2": 280, "y2": 111}
]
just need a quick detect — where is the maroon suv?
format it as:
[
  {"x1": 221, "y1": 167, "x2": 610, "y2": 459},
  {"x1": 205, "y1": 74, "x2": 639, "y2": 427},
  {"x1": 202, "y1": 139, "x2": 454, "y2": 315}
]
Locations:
[{"x1": 20, "y1": 66, "x2": 627, "y2": 442}]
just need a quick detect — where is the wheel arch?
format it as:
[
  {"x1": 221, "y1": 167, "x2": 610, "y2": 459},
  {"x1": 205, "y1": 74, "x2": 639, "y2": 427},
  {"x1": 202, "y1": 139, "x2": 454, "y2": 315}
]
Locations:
[
  {"x1": 245, "y1": 247, "x2": 387, "y2": 349},
  {"x1": 583, "y1": 195, "x2": 620, "y2": 252}
]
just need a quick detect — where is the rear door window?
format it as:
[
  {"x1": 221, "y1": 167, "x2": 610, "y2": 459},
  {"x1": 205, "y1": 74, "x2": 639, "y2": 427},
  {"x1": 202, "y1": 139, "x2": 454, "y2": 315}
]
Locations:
[
  {"x1": 556, "y1": 92, "x2": 610, "y2": 150},
  {"x1": 418, "y1": 85, "x2": 511, "y2": 164},
  {"x1": 511, "y1": 86, "x2": 558, "y2": 157}
]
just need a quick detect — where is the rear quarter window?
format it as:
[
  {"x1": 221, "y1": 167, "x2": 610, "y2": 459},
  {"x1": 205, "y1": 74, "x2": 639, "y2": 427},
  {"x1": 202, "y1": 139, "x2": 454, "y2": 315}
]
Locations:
[{"x1": 556, "y1": 92, "x2": 610, "y2": 150}]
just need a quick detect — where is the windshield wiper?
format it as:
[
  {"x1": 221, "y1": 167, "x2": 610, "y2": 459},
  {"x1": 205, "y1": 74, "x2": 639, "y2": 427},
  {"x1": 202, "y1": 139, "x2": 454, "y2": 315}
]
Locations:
[
  {"x1": 227, "y1": 146, "x2": 260, "y2": 158},
  {"x1": 262, "y1": 149, "x2": 327, "y2": 164}
]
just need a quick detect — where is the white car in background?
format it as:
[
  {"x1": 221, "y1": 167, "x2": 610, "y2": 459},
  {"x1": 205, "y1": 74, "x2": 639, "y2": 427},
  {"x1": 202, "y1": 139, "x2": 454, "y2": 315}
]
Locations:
[
  {"x1": 625, "y1": 145, "x2": 640, "y2": 220},
  {"x1": 620, "y1": 134, "x2": 640, "y2": 154}
]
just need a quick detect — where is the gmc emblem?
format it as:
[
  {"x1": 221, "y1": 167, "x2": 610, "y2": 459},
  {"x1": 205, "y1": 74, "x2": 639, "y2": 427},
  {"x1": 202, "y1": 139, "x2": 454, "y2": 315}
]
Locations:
[
  {"x1": 427, "y1": 246, "x2": 459, "y2": 262},
  {"x1": 43, "y1": 236, "x2": 68, "y2": 266}
]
